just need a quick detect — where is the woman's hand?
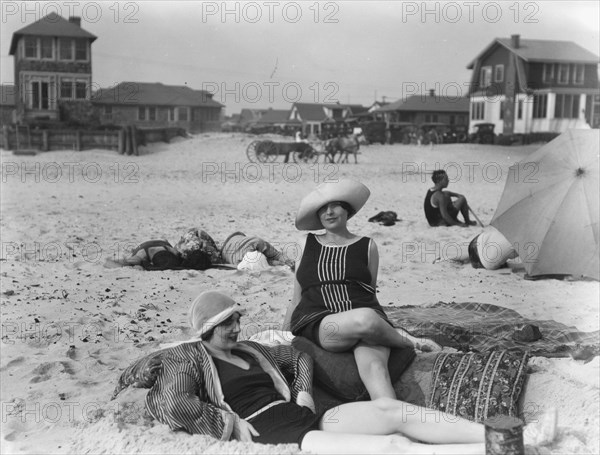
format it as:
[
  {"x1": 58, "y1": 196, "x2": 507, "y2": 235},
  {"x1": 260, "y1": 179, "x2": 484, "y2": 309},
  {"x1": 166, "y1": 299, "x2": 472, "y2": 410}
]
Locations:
[
  {"x1": 415, "y1": 338, "x2": 442, "y2": 352},
  {"x1": 232, "y1": 416, "x2": 259, "y2": 442}
]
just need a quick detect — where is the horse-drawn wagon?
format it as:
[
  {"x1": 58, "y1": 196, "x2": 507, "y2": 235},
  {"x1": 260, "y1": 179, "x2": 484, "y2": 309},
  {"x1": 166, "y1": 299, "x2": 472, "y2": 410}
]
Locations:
[{"x1": 246, "y1": 139, "x2": 322, "y2": 163}]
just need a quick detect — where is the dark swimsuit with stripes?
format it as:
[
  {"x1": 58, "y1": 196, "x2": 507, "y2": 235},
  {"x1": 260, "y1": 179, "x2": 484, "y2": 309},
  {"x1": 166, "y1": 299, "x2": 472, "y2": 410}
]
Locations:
[
  {"x1": 213, "y1": 351, "x2": 322, "y2": 445},
  {"x1": 290, "y1": 234, "x2": 390, "y2": 346}
]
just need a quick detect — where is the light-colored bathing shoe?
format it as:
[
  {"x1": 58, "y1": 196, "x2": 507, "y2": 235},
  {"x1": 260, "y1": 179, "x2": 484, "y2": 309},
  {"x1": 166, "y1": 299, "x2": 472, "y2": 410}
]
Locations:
[{"x1": 523, "y1": 408, "x2": 558, "y2": 447}]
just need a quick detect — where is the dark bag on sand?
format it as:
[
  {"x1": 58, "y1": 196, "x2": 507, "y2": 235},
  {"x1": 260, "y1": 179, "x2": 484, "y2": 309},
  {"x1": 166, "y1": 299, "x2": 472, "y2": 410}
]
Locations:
[{"x1": 133, "y1": 240, "x2": 184, "y2": 271}]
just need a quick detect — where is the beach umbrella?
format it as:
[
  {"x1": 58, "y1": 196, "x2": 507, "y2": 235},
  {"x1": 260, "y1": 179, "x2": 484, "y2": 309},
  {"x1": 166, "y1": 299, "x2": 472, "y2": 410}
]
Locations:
[{"x1": 490, "y1": 129, "x2": 599, "y2": 280}]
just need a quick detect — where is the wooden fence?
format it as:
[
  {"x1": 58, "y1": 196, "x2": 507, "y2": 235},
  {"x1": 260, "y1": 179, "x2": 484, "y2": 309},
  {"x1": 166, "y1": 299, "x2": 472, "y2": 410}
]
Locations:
[{"x1": 0, "y1": 125, "x2": 188, "y2": 156}]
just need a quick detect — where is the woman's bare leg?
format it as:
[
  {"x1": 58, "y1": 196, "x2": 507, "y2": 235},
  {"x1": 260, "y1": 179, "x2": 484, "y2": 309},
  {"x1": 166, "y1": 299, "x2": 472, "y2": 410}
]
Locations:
[
  {"x1": 319, "y1": 309, "x2": 438, "y2": 352},
  {"x1": 302, "y1": 431, "x2": 485, "y2": 455},
  {"x1": 319, "y1": 398, "x2": 484, "y2": 444},
  {"x1": 353, "y1": 343, "x2": 395, "y2": 399}
]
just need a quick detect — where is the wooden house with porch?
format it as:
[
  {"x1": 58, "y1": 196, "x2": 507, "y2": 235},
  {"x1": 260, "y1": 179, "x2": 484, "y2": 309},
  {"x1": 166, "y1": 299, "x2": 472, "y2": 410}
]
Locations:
[
  {"x1": 0, "y1": 85, "x2": 17, "y2": 127},
  {"x1": 466, "y1": 34, "x2": 600, "y2": 135},
  {"x1": 92, "y1": 82, "x2": 224, "y2": 133},
  {"x1": 376, "y1": 90, "x2": 470, "y2": 125},
  {"x1": 8, "y1": 13, "x2": 97, "y2": 124}
]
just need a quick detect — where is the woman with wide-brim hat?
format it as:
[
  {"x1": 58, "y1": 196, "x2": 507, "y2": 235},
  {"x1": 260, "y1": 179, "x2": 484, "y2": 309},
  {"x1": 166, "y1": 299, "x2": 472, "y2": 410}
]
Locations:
[
  {"x1": 283, "y1": 179, "x2": 442, "y2": 400},
  {"x1": 143, "y1": 290, "x2": 529, "y2": 454}
]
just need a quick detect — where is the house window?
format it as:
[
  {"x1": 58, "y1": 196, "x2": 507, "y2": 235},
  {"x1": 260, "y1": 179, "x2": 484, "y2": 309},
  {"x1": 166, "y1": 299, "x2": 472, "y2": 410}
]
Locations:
[
  {"x1": 494, "y1": 65, "x2": 504, "y2": 82},
  {"x1": 61, "y1": 80, "x2": 73, "y2": 99},
  {"x1": 517, "y1": 100, "x2": 523, "y2": 119},
  {"x1": 41, "y1": 37, "x2": 53, "y2": 59},
  {"x1": 168, "y1": 107, "x2": 175, "y2": 122},
  {"x1": 30, "y1": 81, "x2": 50, "y2": 110},
  {"x1": 573, "y1": 64, "x2": 584, "y2": 85},
  {"x1": 499, "y1": 101, "x2": 504, "y2": 120},
  {"x1": 104, "y1": 105, "x2": 113, "y2": 118},
  {"x1": 471, "y1": 101, "x2": 485, "y2": 120},
  {"x1": 24, "y1": 37, "x2": 37, "y2": 58},
  {"x1": 138, "y1": 107, "x2": 146, "y2": 121},
  {"x1": 542, "y1": 64, "x2": 554, "y2": 83},
  {"x1": 480, "y1": 66, "x2": 492, "y2": 88},
  {"x1": 554, "y1": 94, "x2": 580, "y2": 119},
  {"x1": 178, "y1": 107, "x2": 188, "y2": 121},
  {"x1": 75, "y1": 39, "x2": 87, "y2": 61},
  {"x1": 59, "y1": 38, "x2": 73, "y2": 60},
  {"x1": 148, "y1": 107, "x2": 156, "y2": 121},
  {"x1": 532, "y1": 94, "x2": 547, "y2": 118},
  {"x1": 557, "y1": 64, "x2": 570, "y2": 84},
  {"x1": 75, "y1": 81, "x2": 87, "y2": 99}
]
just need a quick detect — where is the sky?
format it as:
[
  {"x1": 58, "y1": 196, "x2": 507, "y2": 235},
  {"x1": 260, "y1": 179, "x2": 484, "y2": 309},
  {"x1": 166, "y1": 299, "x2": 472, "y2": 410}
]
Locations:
[{"x1": 1, "y1": 0, "x2": 599, "y2": 115}]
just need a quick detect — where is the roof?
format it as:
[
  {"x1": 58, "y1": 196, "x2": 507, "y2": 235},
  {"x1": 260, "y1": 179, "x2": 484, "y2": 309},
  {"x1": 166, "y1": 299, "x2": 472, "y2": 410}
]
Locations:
[
  {"x1": 91, "y1": 82, "x2": 224, "y2": 108},
  {"x1": 0, "y1": 85, "x2": 16, "y2": 106},
  {"x1": 291, "y1": 102, "x2": 366, "y2": 122},
  {"x1": 377, "y1": 94, "x2": 470, "y2": 113},
  {"x1": 257, "y1": 109, "x2": 291, "y2": 124},
  {"x1": 10, "y1": 13, "x2": 97, "y2": 55},
  {"x1": 467, "y1": 38, "x2": 599, "y2": 68}
]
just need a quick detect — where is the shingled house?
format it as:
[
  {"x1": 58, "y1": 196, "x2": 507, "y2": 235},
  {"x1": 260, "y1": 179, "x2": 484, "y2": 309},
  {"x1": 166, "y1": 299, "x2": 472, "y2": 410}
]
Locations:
[
  {"x1": 8, "y1": 13, "x2": 97, "y2": 123},
  {"x1": 467, "y1": 34, "x2": 600, "y2": 134},
  {"x1": 91, "y1": 82, "x2": 223, "y2": 133}
]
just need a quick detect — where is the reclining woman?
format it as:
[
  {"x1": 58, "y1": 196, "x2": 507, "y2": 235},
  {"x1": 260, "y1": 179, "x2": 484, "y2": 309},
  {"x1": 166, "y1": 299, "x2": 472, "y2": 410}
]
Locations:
[
  {"x1": 146, "y1": 290, "x2": 503, "y2": 454},
  {"x1": 283, "y1": 179, "x2": 442, "y2": 401}
]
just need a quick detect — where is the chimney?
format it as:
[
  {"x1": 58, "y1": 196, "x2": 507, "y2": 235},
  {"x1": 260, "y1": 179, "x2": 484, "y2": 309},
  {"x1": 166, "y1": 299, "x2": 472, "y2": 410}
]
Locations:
[
  {"x1": 429, "y1": 89, "x2": 435, "y2": 97},
  {"x1": 511, "y1": 34, "x2": 520, "y2": 48},
  {"x1": 69, "y1": 16, "x2": 81, "y2": 27}
]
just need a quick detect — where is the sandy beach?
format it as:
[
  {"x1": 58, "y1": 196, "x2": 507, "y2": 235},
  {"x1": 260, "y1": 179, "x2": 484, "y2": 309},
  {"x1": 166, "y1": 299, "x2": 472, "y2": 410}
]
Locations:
[{"x1": 1, "y1": 133, "x2": 598, "y2": 454}]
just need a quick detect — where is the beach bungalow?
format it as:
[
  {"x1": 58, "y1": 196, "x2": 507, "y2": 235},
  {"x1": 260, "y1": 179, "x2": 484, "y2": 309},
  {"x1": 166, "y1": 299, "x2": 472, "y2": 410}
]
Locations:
[
  {"x1": 376, "y1": 90, "x2": 470, "y2": 125},
  {"x1": 8, "y1": 13, "x2": 97, "y2": 123},
  {"x1": 466, "y1": 34, "x2": 600, "y2": 135},
  {"x1": 91, "y1": 82, "x2": 224, "y2": 133},
  {"x1": 288, "y1": 102, "x2": 367, "y2": 137}
]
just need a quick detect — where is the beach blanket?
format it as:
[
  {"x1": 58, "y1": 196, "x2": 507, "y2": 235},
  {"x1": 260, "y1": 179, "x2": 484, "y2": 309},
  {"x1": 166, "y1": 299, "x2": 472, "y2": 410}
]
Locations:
[{"x1": 385, "y1": 302, "x2": 599, "y2": 358}]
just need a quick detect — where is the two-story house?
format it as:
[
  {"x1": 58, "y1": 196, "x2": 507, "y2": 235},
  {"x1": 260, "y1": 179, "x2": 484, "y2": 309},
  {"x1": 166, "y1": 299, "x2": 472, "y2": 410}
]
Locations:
[
  {"x1": 467, "y1": 34, "x2": 600, "y2": 134},
  {"x1": 9, "y1": 13, "x2": 97, "y2": 123}
]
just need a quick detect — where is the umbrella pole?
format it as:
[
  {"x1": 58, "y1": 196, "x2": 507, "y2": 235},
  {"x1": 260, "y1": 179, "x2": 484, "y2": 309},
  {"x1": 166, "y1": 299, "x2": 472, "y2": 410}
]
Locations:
[{"x1": 468, "y1": 206, "x2": 485, "y2": 227}]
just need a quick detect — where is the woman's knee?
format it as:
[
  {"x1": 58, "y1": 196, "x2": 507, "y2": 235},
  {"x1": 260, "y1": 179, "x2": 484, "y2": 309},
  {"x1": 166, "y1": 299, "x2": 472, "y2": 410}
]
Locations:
[{"x1": 349, "y1": 308, "x2": 382, "y2": 336}]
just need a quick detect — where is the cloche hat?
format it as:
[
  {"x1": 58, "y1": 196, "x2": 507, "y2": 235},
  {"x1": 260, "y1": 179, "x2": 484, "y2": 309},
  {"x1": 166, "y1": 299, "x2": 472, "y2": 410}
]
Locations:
[{"x1": 189, "y1": 291, "x2": 243, "y2": 337}]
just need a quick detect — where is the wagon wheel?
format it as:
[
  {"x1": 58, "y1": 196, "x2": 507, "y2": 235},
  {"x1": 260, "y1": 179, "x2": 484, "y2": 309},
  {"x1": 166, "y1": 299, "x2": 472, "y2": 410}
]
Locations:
[
  {"x1": 293, "y1": 145, "x2": 319, "y2": 164},
  {"x1": 246, "y1": 140, "x2": 262, "y2": 162},
  {"x1": 257, "y1": 140, "x2": 278, "y2": 162}
]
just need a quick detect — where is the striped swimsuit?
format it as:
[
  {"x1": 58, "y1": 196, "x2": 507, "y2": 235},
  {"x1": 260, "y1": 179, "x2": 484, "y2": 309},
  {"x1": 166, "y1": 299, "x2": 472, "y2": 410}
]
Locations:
[{"x1": 290, "y1": 234, "x2": 389, "y2": 336}]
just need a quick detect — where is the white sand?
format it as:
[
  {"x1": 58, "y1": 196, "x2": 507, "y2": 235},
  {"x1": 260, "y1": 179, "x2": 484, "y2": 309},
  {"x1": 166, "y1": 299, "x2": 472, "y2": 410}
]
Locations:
[{"x1": 1, "y1": 133, "x2": 598, "y2": 454}]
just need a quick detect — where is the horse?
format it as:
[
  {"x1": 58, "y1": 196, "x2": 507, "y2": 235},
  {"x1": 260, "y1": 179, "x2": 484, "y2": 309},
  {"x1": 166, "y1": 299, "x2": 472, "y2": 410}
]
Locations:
[{"x1": 325, "y1": 134, "x2": 361, "y2": 164}]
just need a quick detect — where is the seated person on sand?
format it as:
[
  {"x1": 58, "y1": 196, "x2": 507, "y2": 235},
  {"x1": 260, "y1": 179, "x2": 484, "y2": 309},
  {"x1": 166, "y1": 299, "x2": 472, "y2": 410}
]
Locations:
[
  {"x1": 424, "y1": 169, "x2": 477, "y2": 227},
  {"x1": 107, "y1": 229, "x2": 294, "y2": 271},
  {"x1": 435, "y1": 226, "x2": 519, "y2": 270},
  {"x1": 119, "y1": 290, "x2": 556, "y2": 454}
]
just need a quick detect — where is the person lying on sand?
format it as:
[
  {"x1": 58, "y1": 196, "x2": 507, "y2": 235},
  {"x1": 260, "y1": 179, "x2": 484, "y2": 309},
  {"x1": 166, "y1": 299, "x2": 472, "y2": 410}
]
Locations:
[
  {"x1": 434, "y1": 226, "x2": 519, "y2": 270},
  {"x1": 424, "y1": 169, "x2": 477, "y2": 227},
  {"x1": 105, "y1": 229, "x2": 295, "y2": 271},
  {"x1": 141, "y1": 290, "x2": 557, "y2": 454}
]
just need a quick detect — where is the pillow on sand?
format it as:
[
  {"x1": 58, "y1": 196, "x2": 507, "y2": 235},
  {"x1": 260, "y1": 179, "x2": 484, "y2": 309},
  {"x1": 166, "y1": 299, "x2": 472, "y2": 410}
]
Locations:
[
  {"x1": 291, "y1": 336, "x2": 416, "y2": 401},
  {"x1": 428, "y1": 350, "x2": 529, "y2": 423}
]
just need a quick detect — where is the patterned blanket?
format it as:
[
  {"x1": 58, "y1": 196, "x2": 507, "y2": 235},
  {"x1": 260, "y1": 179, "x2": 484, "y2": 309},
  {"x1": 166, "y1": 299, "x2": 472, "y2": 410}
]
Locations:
[{"x1": 385, "y1": 302, "x2": 599, "y2": 358}]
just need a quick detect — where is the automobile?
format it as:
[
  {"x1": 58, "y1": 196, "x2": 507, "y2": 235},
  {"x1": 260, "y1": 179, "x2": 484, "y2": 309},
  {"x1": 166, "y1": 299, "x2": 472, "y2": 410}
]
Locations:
[
  {"x1": 445, "y1": 124, "x2": 469, "y2": 143},
  {"x1": 358, "y1": 120, "x2": 387, "y2": 144},
  {"x1": 386, "y1": 122, "x2": 419, "y2": 144},
  {"x1": 469, "y1": 123, "x2": 497, "y2": 144},
  {"x1": 418, "y1": 122, "x2": 453, "y2": 144}
]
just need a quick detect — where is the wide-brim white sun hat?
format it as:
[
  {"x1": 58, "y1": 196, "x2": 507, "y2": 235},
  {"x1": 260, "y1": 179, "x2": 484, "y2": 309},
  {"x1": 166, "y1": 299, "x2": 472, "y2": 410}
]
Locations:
[
  {"x1": 188, "y1": 291, "x2": 244, "y2": 337},
  {"x1": 295, "y1": 179, "x2": 371, "y2": 231}
]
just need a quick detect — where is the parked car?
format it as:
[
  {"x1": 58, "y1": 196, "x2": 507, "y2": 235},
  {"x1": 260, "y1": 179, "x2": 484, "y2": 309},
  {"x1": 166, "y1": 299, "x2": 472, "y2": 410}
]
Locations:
[
  {"x1": 418, "y1": 122, "x2": 453, "y2": 144},
  {"x1": 358, "y1": 120, "x2": 387, "y2": 144},
  {"x1": 386, "y1": 122, "x2": 419, "y2": 144},
  {"x1": 469, "y1": 123, "x2": 496, "y2": 144},
  {"x1": 444, "y1": 124, "x2": 469, "y2": 143}
]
